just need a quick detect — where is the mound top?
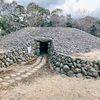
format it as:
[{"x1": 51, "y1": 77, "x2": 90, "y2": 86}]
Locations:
[{"x1": 0, "y1": 27, "x2": 100, "y2": 55}]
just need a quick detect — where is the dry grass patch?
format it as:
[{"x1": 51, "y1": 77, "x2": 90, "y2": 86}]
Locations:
[{"x1": 72, "y1": 51, "x2": 100, "y2": 60}]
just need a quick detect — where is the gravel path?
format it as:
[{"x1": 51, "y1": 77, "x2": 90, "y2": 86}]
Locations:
[
  {"x1": 0, "y1": 55, "x2": 46, "y2": 88},
  {"x1": 0, "y1": 27, "x2": 100, "y2": 55},
  {"x1": 0, "y1": 63, "x2": 100, "y2": 100}
]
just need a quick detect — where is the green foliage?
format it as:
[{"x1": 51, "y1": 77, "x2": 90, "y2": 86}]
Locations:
[
  {"x1": 15, "y1": 5, "x2": 25, "y2": 14},
  {"x1": 51, "y1": 8, "x2": 63, "y2": 15},
  {"x1": 27, "y1": 2, "x2": 50, "y2": 15},
  {"x1": 89, "y1": 25, "x2": 97, "y2": 35},
  {"x1": 66, "y1": 22, "x2": 72, "y2": 27},
  {"x1": 0, "y1": 30, "x2": 7, "y2": 36}
]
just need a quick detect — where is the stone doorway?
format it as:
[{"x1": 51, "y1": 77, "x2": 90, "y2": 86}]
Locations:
[
  {"x1": 35, "y1": 37, "x2": 52, "y2": 56},
  {"x1": 40, "y1": 42, "x2": 48, "y2": 54}
]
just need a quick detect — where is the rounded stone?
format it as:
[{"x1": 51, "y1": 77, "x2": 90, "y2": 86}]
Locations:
[
  {"x1": 76, "y1": 73, "x2": 83, "y2": 78},
  {"x1": 15, "y1": 77, "x2": 22, "y2": 81},
  {"x1": 63, "y1": 65, "x2": 70, "y2": 72},
  {"x1": 94, "y1": 65, "x2": 99, "y2": 70},
  {"x1": 87, "y1": 68, "x2": 98, "y2": 77},
  {"x1": 11, "y1": 74, "x2": 16, "y2": 77},
  {"x1": 0, "y1": 85, "x2": 2, "y2": 88},
  {"x1": 35, "y1": 67, "x2": 40, "y2": 69},
  {"x1": 27, "y1": 67, "x2": 31, "y2": 69},
  {"x1": 86, "y1": 76, "x2": 92, "y2": 79},
  {"x1": 16, "y1": 73, "x2": 21, "y2": 75},
  {"x1": 26, "y1": 73, "x2": 32, "y2": 75},
  {"x1": 60, "y1": 63, "x2": 63, "y2": 68},
  {"x1": 19, "y1": 71, "x2": 25, "y2": 73},
  {"x1": 60, "y1": 69, "x2": 66, "y2": 75},
  {"x1": 33, "y1": 69, "x2": 38, "y2": 71},
  {"x1": 24, "y1": 69, "x2": 29, "y2": 71},
  {"x1": 96, "y1": 60, "x2": 100, "y2": 67},
  {"x1": 29, "y1": 70, "x2": 36, "y2": 73},
  {"x1": 76, "y1": 64, "x2": 81, "y2": 68},
  {"x1": 75, "y1": 68, "x2": 81, "y2": 73},
  {"x1": 56, "y1": 62, "x2": 60, "y2": 67},
  {"x1": 2, "y1": 82, "x2": 10, "y2": 86},
  {"x1": 5, "y1": 76, "x2": 10, "y2": 79},
  {"x1": 55, "y1": 67, "x2": 60, "y2": 72},
  {"x1": 67, "y1": 71, "x2": 74, "y2": 77},
  {"x1": 67, "y1": 58, "x2": 72, "y2": 63},
  {"x1": 0, "y1": 78, "x2": 3, "y2": 81},
  {"x1": 82, "y1": 67, "x2": 87, "y2": 75},
  {"x1": 21, "y1": 75, "x2": 28, "y2": 78},
  {"x1": 8, "y1": 79, "x2": 15, "y2": 83},
  {"x1": 81, "y1": 64, "x2": 86, "y2": 67}
]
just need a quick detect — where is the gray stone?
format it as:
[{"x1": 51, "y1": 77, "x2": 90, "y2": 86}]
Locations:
[
  {"x1": 58, "y1": 58, "x2": 61, "y2": 61},
  {"x1": 26, "y1": 72, "x2": 32, "y2": 75},
  {"x1": 15, "y1": 77, "x2": 22, "y2": 81},
  {"x1": 82, "y1": 67, "x2": 87, "y2": 75},
  {"x1": 86, "y1": 76, "x2": 92, "y2": 79},
  {"x1": 56, "y1": 62, "x2": 60, "y2": 67},
  {"x1": 76, "y1": 64, "x2": 81, "y2": 68},
  {"x1": 6, "y1": 58, "x2": 10, "y2": 62},
  {"x1": 67, "y1": 71, "x2": 74, "y2": 77},
  {"x1": 87, "y1": 68, "x2": 98, "y2": 77},
  {"x1": 10, "y1": 59, "x2": 13, "y2": 64},
  {"x1": 94, "y1": 65, "x2": 99, "y2": 70},
  {"x1": 86, "y1": 61, "x2": 91, "y2": 65},
  {"x1": 86, "y1": 65, "x2": 92, "y2": 70},
  {"x1": 67, "y1": 58, "x2": 72, "y2": 63},
  {"x1": 5, "y1": 62, "x2": 10, "y2": 66},
  {"x1": 60, "y1": 69, "x2": 66, "y2": 75},
  {"x1": 0, "y1": 68, "x2": 6, "y2": 72},
  {"x1": 55, "y1": 67, "x2": 60, "y2": 72},
  {"x1": 75, "y1": 59, "x2": 81, "y2": 64},
  {"x1": 92, "y1": 72, "x2": 98, "y2": 78},
  {"x1": 8, "y1": 79, "x2": 15, "y2": 83},
  {"x1": 63, "y1": 65, "x2": 70, "y2": 72},
  {"x1": 53, "y1": 66, "x2": 57, "y2": 70},
  {"x1": 68, "y1": 63, "x2": 73, "y2": 67},
  {"x1": 90, "y1": 62, "x2": 94, "y2": 66},
  {"x1": 2, "y1": 82, "x2": 10, "y2": 86},
  {"x1": 81, "y1": 64, "x2": 86, "y2": 67},
  {"x1": 75, "y1": 68, "x2": 81, "y2": 73},
  {"x1": 71, "y1": 66, "x2": 75, "y2": 71},
  {"x1": 76, "y1": 73, "x2": 83, "y2": 78},
  {"x1": 81, "y1": 60, "x2": 86, "y2": 64},
  {"x1": 97, "y1": 60, "x2": 100, "y2": 67},
  {"x1": 73, "y1": 62, "x2": 77, "y2": 67},
  {"x1": 60, "y1": 63, "x2": 63, "y2": 68}
]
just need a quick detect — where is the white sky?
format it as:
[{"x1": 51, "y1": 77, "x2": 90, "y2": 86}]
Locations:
[{"x1": 5, "y1": 0, "x2": 100, "y2": 18}]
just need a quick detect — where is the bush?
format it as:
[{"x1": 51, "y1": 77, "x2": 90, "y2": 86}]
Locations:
[{"x1": 0, "y1": 30, "x2": 7, "y2": 36}]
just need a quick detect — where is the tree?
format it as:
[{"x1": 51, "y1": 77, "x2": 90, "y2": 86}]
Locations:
[
  {"x1": 75, "y1": 9, "x2": 93, "y2": 19},
  {"x1": 51, "y1": 8, "x2": 63, "y2": 16},
  {"x1": 89, "y1": 25, "x2": 97, "y2": 35},
  {"x1": 50, "y1": 8, "x2": 63, "y2": 27},
  {"x1": 15, "y1": 5, "x2": 25, "y2": 15},
  {"x1": 26, "y1": 2, "x2": 50, "y2": 26}
]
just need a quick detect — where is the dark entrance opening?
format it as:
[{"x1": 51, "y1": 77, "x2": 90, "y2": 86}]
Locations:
[{"x1": 40, "y1": 42, "x2": 48, "y2": 54}]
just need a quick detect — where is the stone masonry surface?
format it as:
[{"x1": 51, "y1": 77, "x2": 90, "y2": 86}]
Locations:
[
  {"x1": 0, "y1": 27, "x2": 100, "y2": 54},
  {"x1": 0, "y1": 27, "x2": 100, "y2": 78}
]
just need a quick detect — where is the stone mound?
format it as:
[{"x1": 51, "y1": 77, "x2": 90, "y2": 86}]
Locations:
[{"x1": 0, "y1": 27, "x2": 100, "y2": 55}]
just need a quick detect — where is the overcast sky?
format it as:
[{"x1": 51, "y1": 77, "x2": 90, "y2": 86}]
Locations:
[{"x1": 5, "y1": 0, "x2": 100, "y2": 18}]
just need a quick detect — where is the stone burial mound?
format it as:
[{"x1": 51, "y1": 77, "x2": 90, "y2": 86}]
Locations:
[{"x1": 0, "y1": 27, "x2": 100, "y2": 79}]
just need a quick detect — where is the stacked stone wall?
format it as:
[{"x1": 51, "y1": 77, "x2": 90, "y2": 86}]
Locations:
[
  {"x1": 49, "y1": 44, "x2": 100, "y2": 79},
  {"x1": 0, "y1": 46, "x2": 36, "y2": 68}
]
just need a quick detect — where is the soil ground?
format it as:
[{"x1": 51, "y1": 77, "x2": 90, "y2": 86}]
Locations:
[
  {"x1": 0, "y1": 64, "x2": 100, "y2": 100},
  {"x1": 72, "y1": 51, "x2": 100, "y2": 60}
]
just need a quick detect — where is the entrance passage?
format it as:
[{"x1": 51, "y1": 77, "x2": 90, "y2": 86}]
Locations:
[{"x1": 40, "y1": 42, "x2": 48, "y2": 54}]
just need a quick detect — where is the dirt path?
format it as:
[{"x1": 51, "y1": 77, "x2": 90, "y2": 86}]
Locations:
[{"x1": 0, "y1": 63, "x2": 100, "y2": 100}]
